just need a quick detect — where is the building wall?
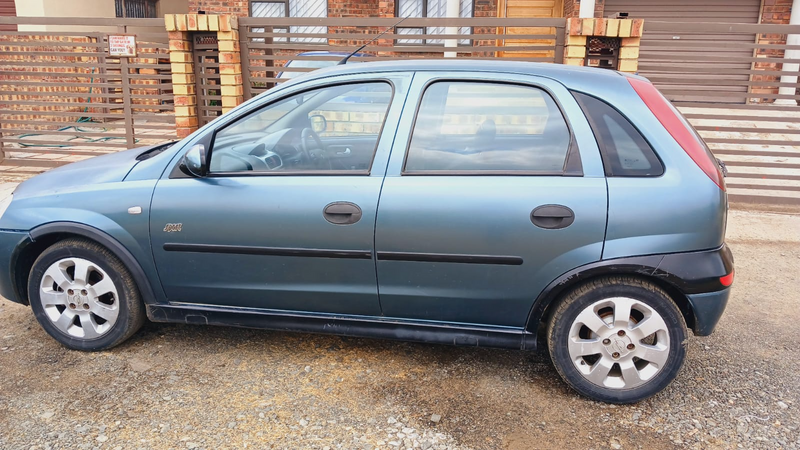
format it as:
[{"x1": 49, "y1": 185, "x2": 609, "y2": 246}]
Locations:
[
  {"x1": 0, "y1": 0, "x2": 16, "y2": 31},
  {"x1": 13, "y1": 0, "x2": 46, "y2": 18},
  {"x1": 563, "y1": 0, "x2": 604, "y2": 18},
  {"x1": 752, "y1": 0, "x2": 794, "y2": 101},
  {"x1": 761, "y1": 0, "x2": 793, "y2": 24},
  {"x1": 158, "y1": 0, "x2": 190, "y2": 15},
  {"x1": 567, "y1": 0, "x2": 793, "y2": 21},
  {"x1": 16, "y1": 0, "x2": 115, "y2": 31},
  {"x1": 189, "y1": 0, "x2": 496, "y2": 18},
  {"x1": 188, "y1": 0, "x2": 248, "y2": 15}
]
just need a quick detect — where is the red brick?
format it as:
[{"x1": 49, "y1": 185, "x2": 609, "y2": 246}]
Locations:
[{"x1": 176, "y1": 128, "x2": 195, "y2": 138}]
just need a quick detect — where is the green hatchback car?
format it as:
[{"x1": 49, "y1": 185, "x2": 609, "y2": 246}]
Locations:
[{"x1": 0, "y1": 60, "x2": 733, "y2": 403}]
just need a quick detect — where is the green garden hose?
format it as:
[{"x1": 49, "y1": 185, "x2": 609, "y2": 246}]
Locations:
[{"x1": 15, "y1": 66, "x2": 138, "y2": 148}]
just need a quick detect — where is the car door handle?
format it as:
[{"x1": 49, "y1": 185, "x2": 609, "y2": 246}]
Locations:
[
  {"x1": 323, "y1": 202, "x2": 362, "y2": 225},
  {"x1": 530, "y1": 205, "x2": 575, "y2": 229}
]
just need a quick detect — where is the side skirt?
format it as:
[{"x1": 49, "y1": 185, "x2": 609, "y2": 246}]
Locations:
[{"x1": 146, "y1": 303, "x2": 534, "y2": 350}]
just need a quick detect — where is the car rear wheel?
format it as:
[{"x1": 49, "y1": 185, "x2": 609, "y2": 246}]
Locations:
[
  {"x1": 548, "y1": 276, "x2": 687, "y2": 403},
  {"x1": 28, "y1": 238, "x2": 145, "y2": 351}
]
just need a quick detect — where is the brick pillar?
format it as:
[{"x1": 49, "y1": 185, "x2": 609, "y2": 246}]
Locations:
[
  {"x1": 165, "y1": 14, "x2": 244, "y2": 136},
  {"x1": 166, "y1": 29, "x2": 198, "y2": 138},
  {"x1": 563, "y1": 18, "x2": 643, "y2": 74},
  {"x1": 217, "y1": 16, "x2": 243, "y2": 114}
]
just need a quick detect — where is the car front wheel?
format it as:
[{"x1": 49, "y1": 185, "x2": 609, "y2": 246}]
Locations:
[
  {"x1": 548, "y1": 276, "x2": 687, "y2": 404},
  {"x1": 28, "y1": 238, "x2": 145, "y2": 351}
]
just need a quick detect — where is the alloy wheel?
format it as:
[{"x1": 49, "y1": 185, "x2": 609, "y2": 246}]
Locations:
[
  {"x1": 38, "y1": 257, "x2": 120, "y2": 339},
  {"x1": 567, "y1": 297, "x2": 670, "y2": 389}
]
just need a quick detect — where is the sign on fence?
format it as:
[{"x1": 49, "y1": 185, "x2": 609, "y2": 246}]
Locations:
[{"x1": 108, "y1": 34, "x2": 137, "y2": 57}]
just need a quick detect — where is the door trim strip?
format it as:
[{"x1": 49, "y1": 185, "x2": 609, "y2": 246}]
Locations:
[
  {"x1": 377, "y1": 251, "x2": 523, "y2": 265},
  {"x1": 163, "y1": 243, "x2": 373, "y2": 260}
]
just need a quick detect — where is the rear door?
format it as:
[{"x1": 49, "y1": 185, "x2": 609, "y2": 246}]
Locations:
[{"x1": 374, "y1": 72, "x2": 607, "y2": 328}]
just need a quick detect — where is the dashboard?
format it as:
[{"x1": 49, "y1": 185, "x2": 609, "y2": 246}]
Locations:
[{"x1": 209, "y1": 128, "x2": 310, "y2": 172}]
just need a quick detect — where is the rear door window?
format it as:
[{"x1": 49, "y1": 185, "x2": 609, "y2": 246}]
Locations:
[
  {"x1": 574, "y1": 92, "x2": 663, "y2": 177},
  {"x1": 404, "y1": 81, "x2": 573, "y2": 173}
]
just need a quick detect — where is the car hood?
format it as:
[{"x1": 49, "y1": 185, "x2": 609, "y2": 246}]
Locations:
[{"x1": 12, "y1": 146, "x2": 150, "y2": 199}]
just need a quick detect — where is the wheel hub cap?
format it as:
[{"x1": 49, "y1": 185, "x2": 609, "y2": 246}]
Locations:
[
  {"x1": 39, "y1": 257, "x2": 119, "y2": 340},
  {"x1": 568, "y1": 297, "x2": 671, "y2": 389},
  {"x1": 604, "y1": 334, "x2": 633, "y2": 358}
]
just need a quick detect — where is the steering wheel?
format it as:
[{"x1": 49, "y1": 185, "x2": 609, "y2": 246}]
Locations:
[
  {"x1": 299, "y1": 127, "x2": 330, "y2": 169},
  {"x1": 300, "y1": 127, "x2": 324, "y2": 159}
]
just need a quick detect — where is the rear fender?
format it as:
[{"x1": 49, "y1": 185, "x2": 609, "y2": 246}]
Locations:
[{"x1": 523, "y1": 245, "x2": 733, "y2": 347}]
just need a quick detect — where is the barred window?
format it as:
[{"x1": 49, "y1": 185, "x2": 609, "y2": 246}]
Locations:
[
  {"x1": 396, "y1": 0, "x2": 474, "y2": 45},
  {"x1": 115, "y1": 0, "x2": 157, "y2": 18},
  {"x1": 250, "y1": 0, "x2": 327, "y2": 43}
]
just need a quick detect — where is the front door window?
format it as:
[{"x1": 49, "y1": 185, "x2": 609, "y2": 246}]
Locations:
[{"x1": 210, "y1": 82, "x2": 393, "y2": 173}]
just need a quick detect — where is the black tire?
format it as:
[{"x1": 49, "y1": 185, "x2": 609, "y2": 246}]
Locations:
[
  {"x1": 28, "y1": 237, "x2": 146, "y2": 351},
  {"x1": 547, "y1": 276, "x2": 687, "y2": 404}
]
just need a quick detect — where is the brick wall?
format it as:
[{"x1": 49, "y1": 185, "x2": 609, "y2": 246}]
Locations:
[
  {"x1": 329, "y1": 0, "x2": 394, "y2": 18},
  {"x1": 564, "y1": 0, "x2": 605, "y2": 18},
  {"x1": 188, "y1": 0, "x2": 249, "y2": 16},
  {"x1": 189, "y1": 0, "x2": 496, "y2": 20},
  {"x1": 753, "y1": 0, "x2": 794, "y2": 101},
  {"x1": 475, "y1": 0, "x2": 499, "y2": 55}
]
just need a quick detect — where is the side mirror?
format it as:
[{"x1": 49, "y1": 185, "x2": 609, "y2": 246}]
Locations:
[
  {"x1": 180, "y1": 144, "x2": 208, "y2": 177},
  {"x1": 309, "y1": 114, "x2": 327, "y2": 133}
]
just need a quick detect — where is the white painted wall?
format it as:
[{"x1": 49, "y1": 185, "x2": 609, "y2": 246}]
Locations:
[
  {"x1": 15, "y1": 0, "x2": 115, "y2": 31},
  {"x1": 14, "y1": 0, "x2": 188, "y2": 31}
]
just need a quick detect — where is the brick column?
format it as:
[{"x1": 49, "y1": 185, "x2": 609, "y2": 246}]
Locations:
[
  {"x1": 165, "y1": 15, "x2": 199, "y2": 139},
  {"x1": 164, "y1": 14, "x2": 244, "y2": 136},
  {"x1": 563, "y1": 18, "x2": 644, "y2": 74},
  {"x1": 217, "y1": 16, "x2": 243, "y2": 114}
]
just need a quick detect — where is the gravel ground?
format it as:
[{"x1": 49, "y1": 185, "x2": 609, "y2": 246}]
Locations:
[{"x1": 1, "y1": 209, "x2": 798, "y2": 450}]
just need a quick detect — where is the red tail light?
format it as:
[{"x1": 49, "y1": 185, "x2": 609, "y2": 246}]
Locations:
[
  {"x1": 720, "y1": 270, "x2": 734, "y2": 287},
  {"x1": 627, "y1": 78, "x2": 725, "y2": 191}
]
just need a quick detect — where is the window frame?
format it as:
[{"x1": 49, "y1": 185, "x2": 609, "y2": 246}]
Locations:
[
  {"x1": 400, "y1": 79, "x2": 583, "y2": 177},
  {"x1": 195, "y1": 80, "x2": 397, "y2": 178},
  {"x1": 249, "y1": 0, "x2": 329, "y2": 44},
  {"x1": 572, "y1": 91, "x2": 664, "y2": 178},
  {"x1": 249, "y1": 0, "x2": 290, "y2": 18},
  {"x1": 115, "y1": 0, "x2": 157, "y2": 18},
  {"x1": 394, "y1": 0, "x2": 476, "y2": 46}
]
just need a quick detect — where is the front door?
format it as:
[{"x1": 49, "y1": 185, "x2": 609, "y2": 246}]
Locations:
[
  {"x1": 375, "y1": 73, "x2": 608, "y2": 328},
  {"x1": 149, "y1": 75, "x2": 409, "y2": 316}
]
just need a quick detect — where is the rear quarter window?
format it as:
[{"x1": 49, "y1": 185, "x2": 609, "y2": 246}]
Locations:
[{"x1": 574, "y1": 92, "x2": 664, "y2": 177}]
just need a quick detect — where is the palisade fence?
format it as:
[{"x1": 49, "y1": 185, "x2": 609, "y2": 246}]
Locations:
[
  {"x1": 0, "y1": 16, "x2": 799, "y2": 206},
  {"x1": 0, "y1": 17, "x2": 176, "y2": 175},
  {"x1": 237, "y1": 17, "x2": 566, "y2": 99},
  {"x1": 639, "y1": 21, "x2": 800, "y2": 206}
]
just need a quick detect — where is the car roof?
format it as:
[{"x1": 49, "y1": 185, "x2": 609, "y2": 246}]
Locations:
[
  {"x1": 296, "y1": 51, "x2": 354, "y2": 56},
  {"x1": 300, "y1": 59, "x2": 634, "y2": 88}
]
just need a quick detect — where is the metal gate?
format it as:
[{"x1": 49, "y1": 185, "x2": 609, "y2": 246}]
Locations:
[
  {"x1": 0, "y1": 17, "x2": 175, "y2": 177},
  {"x1": 604, "y1": 0, "x2": 761, "y2": 104},
  {"x1": 193, "y1": 33, "x2": 222, "y2": 126}
]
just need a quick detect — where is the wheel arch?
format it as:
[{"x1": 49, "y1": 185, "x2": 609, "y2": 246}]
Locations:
[
  {"x1": 14, "y1": 222, "x2": 157, "y2": 307},
  {"x1": 523, "y1": 256, "x2": 698, "y2": 349}
]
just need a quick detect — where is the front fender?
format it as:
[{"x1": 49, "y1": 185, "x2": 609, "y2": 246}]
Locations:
[
  {"x1": 2, "y1": 179, "x2": 165, "y2": 305},
  {"x1": 28, "y1": 222, "x2": 161, "y2": 305}
]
